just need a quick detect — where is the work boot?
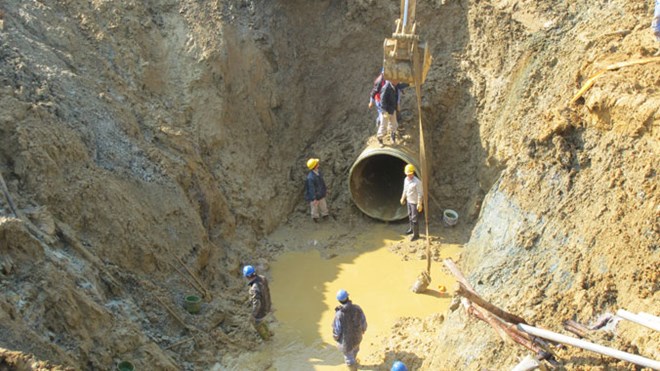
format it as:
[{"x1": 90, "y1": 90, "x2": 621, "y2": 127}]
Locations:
[
  {"x1": 404, "y1": 224, "x2": 413, "y2": 235},
  {"x1": 410, "y1": 224, "x2": 420, "y2": 241},
  {"x1": 312, "y1": 218, "x2": 319, "y2": 223}
]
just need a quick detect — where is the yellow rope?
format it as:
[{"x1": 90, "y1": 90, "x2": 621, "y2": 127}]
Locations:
[{"x1": 412, "y1": 44, "x2": 432, "y2": 274}]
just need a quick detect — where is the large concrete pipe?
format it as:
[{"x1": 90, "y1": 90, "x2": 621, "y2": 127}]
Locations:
[{"x1": 349, "y1": 146, "x2": 421, "y2": 221}]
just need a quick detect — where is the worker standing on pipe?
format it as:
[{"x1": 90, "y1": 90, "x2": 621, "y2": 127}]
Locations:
[
  {"x1": 379, "y1": 79, "x2": 400, "y2": 145},
  {"x1": 305, "y1": 158, "x2": 329, "y2": 222},
  {"x1": 332, "y1": 289, "x2": 367, "y2": 370},
  {"x1": 400, "y1": 164, "x2": 423, "y2": 241},
  {"x1": 368, "y1": 68, "x2": 386, "y2": 129}
]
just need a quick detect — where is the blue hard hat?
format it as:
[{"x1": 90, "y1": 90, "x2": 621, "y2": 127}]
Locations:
[
  {"x1": 391, "y1": 361, "x2": 408, "y2": 371},
  {"x1": 336, "y1": 289, "x2": 349, "y2": 302},
  {"x1": 243, "y1": 265, "x2": 255, "y2": 277}
]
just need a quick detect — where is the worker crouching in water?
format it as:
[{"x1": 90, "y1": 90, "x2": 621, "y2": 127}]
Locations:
[
  {"x1": 400, "y1": 164, "x2": 423, "y2": 241},
  {"x1": 243, "y1": 265, "x2": 273, "y2": 340},
  {"x1": 333, "y1": 290, "x2": 367, "y2": 370},
  {"x1": 305, "y1": 158, "x2": 330, "y2": 222}
]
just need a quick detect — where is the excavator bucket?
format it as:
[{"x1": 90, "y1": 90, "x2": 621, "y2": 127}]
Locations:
[
  {"x1": 383, "y1": 37, "x2": 432, "y2": 85},
  {"x1": 382, "y1": 0, "x2": 432, "y2": 85}
]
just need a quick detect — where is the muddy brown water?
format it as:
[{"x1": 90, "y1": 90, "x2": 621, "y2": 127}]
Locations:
[{"x1": 223, "y1": 222, "x2": 460, "y2": 370}]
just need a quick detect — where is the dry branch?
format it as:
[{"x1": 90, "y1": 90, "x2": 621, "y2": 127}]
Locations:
[
  {"x1": 562, "y1": 319, "x2": 591, "y2": 338},
  {"x1": 167, "y1": 261, "x2": 206, "y2": 297},
  {"x1": 154, "y1": 295, "x2": 189, "y2": 330},
  {"x1": 1, "y1": 171, "x2": 56, "y2": 244},
  {"x1": 173, "y1": 254, "x2": 211, "y2": 299},
  {"x1": 444, "y1": 259, "x2": 528, "y2": 324},
  {"x1": 164, "y1": 336, "x2": 195, "y2": 350},
  {"x1": 462, "y1": 298, "x2": 543, "y2": 354},
  {"x1": 569, "y1": 56, "x2": 660, "y2": 104},
  {"x1": 0, "y1": 171, "x2": 19, "y2": 216}
]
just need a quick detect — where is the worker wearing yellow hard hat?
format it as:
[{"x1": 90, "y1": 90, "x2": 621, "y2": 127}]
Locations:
[
  {"x1": 400, "y1": 163, "x2": 423, "y2": 241},
  {"x1": 304, "y1": 158, "x2": 329, "y2": 222}
]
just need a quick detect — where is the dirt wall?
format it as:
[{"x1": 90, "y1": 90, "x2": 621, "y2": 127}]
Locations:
[{"x1": 0, "y1": 0, "x2": 658, "y2": 370}]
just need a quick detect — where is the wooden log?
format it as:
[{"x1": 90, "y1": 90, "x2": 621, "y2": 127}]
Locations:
[
  {"x1": 616, "y1": 309, "x2": 660, "y2": 332},
  {"x1": 517, "y1": 323, "x2": 660, "y2": 370},
  {"x1": 444, "y1": 259, "x2": 527, "y2": 324}
]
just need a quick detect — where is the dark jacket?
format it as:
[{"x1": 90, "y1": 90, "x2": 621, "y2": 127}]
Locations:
[
  {"x1": 305, "y1": 170, "x2": 327, "y2": 202},
  {"x1": 248, "y1": 275, "x2": 272, "y2": 320},
  {"x1": 332, "y1": 300, "x2": 367, "y2": 350},
  {"x1": 380, "y1": 81, "x2": 399, "y2": 114}
]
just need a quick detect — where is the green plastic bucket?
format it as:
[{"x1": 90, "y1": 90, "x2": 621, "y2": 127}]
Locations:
[
  {"x1": 117, "y1": 361, "x2": 134, "y2": 371},
  {"x1": 184, "y1": 295, "x2": 202, "y2": 314}
]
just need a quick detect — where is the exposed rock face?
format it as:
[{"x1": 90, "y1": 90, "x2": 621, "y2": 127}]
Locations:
[{"x1": 0, "y1": 0, "x2": 657, "y2": 370}]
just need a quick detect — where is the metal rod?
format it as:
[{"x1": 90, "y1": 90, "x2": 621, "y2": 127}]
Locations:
[
  {"x1": 403, "y1": 0, "x2": 409, "y2": 28},
  {"x1": 517, "y1": 323, "x2": 660, "y2": 370}
]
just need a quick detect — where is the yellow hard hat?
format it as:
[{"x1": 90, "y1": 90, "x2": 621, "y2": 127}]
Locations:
[
  {"x1": 307, "y1": 158, "x2": 320, "y2": 170},
  {"x1": 404, "y1": 164, "x2": 415, "y2": 175}
]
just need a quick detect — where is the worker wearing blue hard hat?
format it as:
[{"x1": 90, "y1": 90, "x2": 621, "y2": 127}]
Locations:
[
  {"x1": 392, "y1": 360, "x2": 408, "y2": 371},
  {"x1": 243, "y1": 265, "x2": 273, "y2": 340},
  {"x1": 332, "y1": 289, "x2": 368, "y2": 370}
]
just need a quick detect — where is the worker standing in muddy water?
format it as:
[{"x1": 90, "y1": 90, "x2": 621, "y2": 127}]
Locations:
[
  {"x1": 305, "y1": 158, "x2": 329, "y2": 222},
  {"x1": 400, "y1": 164, "x2": 423, "y2": 241},
  {"x1": 332, "y1": 289, "x2": 367, "y2": 370},
  {"x1": 243, "y1": 265, "x2": 273, "y2": 340}
]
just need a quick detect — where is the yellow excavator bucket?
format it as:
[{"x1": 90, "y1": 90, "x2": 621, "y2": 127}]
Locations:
[{"x1": 383, "y1": 0, "x2": 432, "y2": 85}]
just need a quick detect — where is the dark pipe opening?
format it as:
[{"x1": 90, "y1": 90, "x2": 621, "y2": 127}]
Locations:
[{"x1": 349, "y1": 148, "x2": 420, "y2": 221}]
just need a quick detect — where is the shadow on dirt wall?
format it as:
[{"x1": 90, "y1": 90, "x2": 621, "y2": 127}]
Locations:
[{"x1": 415, "y1": 0, "x2": 499, "y2": 235}]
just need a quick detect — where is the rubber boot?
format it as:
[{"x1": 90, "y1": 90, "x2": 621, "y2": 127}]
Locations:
[
  {"x1": 405, "y1": 221, "x2": 413, "y2": 235},
  {"x1": 410, "y1": 223, "x2": 419, "y2": 241},
  {"x1": 255, "y1": 321, "x2": 271, "y2": 341}
]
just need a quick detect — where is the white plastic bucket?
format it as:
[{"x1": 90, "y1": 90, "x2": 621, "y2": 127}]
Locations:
[{"x1": 443, "y1": 209, "x2": 459, "y2": 226}]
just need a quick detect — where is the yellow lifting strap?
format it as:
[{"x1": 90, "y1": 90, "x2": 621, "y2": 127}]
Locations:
[
  {"x1": 383, "y1": 0, "x2": 433, "y2": 273},
  {"x1": 412, "y1": 46, "x2": 432, "y2": 275}
]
